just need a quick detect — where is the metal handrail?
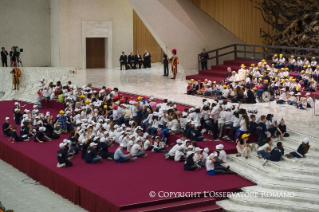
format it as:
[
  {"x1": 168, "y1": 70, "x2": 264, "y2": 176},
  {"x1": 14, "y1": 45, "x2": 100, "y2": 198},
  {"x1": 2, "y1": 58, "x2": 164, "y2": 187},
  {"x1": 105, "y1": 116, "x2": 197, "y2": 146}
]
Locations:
[{"x1": 198, "y1": 44, "x2": 319, "y2": 71}]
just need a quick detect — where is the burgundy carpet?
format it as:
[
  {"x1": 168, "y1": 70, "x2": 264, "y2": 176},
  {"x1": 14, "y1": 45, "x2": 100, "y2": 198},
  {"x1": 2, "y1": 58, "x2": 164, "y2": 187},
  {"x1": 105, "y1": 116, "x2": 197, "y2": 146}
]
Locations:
[{"x1": 0, "y1": 100, "x2": 254, "y2": 212}]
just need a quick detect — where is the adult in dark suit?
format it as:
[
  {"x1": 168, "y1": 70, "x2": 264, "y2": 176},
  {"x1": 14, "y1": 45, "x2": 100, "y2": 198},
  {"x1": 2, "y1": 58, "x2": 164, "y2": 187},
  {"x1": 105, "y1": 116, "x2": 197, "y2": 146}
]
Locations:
[
  {"x1": 163, "y1": 52, "x2": 168, "y2": 76},
  {"x1": 10, "y1": 46, "x2": 17, "y2": 67},
  {"x1": 143, "y1": 50, "x2": 151, "y2": 68},
  {"x1": 119, "y1": 52, "x2": 127, "y2": 70},
  {"x1": 200, "y1": 48, "x2": 209, "y2": 70},
  {"x1": 135, "y1": 51, "x2": 143, "y2": 69},
  {"x1": 242, "y1": 85, "x2": 257, "y2": 104},
  {"x1": 128, "y1": 52, "x2": 135, "y2": 69},
  {"x1": 1, "y1": 47, "x2": 8, "y2": 67}
]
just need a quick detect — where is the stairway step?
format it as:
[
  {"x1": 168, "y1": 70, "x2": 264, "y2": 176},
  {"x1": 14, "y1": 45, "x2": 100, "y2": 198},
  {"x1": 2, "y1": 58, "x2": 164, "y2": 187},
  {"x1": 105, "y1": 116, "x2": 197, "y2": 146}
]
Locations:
[
  {"x1": 217, "y1": 199, "x2": 289, "y2": 212},
  {"x1": 121, "y1": 197, "x2": 216, "y2": 212}
]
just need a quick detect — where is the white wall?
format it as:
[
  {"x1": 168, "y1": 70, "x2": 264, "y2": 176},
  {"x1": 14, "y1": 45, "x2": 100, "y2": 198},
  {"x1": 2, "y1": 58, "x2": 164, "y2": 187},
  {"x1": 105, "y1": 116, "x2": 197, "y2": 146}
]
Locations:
[
  {"x1": 0, "y1": 0, "x2": 51, "y2": 67},
  {"x1": 53, "y1": 0, "x2": 133, "y2": 69}
]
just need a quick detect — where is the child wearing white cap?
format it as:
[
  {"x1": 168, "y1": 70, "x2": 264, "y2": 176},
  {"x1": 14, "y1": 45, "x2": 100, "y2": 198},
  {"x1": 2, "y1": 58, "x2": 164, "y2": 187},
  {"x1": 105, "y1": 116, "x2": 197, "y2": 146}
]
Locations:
[
  {"x1": 285, "y1": 137, "x2": 310, "y2": 158},
  {"x1": 276, "y1": 88, "x2": 287, "y2": 104},
  {"x1": 206, "y1": 152, "x2": 231, "y2": 175},
  {"x1": 2, "y1": 117, "x2": 12, "y2": 136},
  {"x1": 184, "y1": 151, "x2": 199, "y2": 171},
  {"x1": 174, "y1": 146, "x2": 185, "y2": 162},
  {"x1": 34, "y1": 127, "x2": 51, "y2": 143},
  {"x1": 194, "y1": 147, "x2": 205, "y2": 167},
  {"x1": 85, "y1": 142, "x2": 102, "y2": 163},
  {"x1": 57, "y1": 143, "x2": 73, "y2": 168},
  {"x1": 201, "y1": 147, "x2": 209, "y2": 164},
  {"x1": 216, "y1": 144, "x2": 227, "y2": 163},
  {"x1": 153, "y1": 136, "x2": 165, "y2": 153},
  {"x1": 130, "y1": 139, "x2": 147, "y2": 157}
]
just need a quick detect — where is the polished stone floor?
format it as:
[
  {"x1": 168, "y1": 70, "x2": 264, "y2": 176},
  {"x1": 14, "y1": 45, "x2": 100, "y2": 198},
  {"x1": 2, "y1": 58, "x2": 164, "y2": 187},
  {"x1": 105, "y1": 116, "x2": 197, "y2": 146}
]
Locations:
[{"x1": 74, "y1": 64, "x2": 319, "y2": 138}]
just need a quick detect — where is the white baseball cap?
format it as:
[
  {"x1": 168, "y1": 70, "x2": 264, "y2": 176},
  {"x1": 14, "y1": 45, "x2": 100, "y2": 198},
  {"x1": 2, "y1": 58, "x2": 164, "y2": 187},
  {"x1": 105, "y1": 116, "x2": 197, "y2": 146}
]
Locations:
[
  {"x1": 194, "y1": 147, "x2": 202, "y2": 152},
  {"x1": 90, "y1": 142, "x2": 98, "y2": 147},
  {"x1": 186, "y1": 151, "x2": 195, "y2": 157},
  {"x1": 302, "y1": 137, "x2": 309, "y2": 144},
  {"x1": 59, "y1": 143, "x2": 66, "y2": 148},
  {"x1": 5, "y1": 117, "x2": 10, "y2": 120},
  {"x1": 209, "y1": 152, "x2": 218, "y2": 158}
]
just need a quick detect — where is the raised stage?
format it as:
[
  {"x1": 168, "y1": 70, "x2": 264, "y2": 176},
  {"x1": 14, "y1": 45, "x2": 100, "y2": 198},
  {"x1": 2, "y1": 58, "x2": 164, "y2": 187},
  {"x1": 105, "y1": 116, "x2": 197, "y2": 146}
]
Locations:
[{"x1": 0, "y1": 100, "x2": 255, "y2": 212}]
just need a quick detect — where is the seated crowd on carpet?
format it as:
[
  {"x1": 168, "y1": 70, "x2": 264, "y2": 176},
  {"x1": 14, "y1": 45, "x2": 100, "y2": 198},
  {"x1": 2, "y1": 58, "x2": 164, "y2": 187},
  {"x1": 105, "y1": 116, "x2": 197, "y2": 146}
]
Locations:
[
  {"x1": 1, "y1": 80, "x2": 310, "y2": 173},
  {"x1": 187, "y1": 54, "x2": 317, "y2": 109}
]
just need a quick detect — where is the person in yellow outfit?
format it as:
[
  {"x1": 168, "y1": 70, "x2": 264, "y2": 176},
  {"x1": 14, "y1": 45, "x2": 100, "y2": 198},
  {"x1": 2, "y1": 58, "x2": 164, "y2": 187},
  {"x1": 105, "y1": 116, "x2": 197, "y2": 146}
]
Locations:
[
  {"x1": 10, "y1": 62, "x2": 21, "y2": 90},
  {"x1": 168, "y1": 49, "x2": 179, "y2": 79}
]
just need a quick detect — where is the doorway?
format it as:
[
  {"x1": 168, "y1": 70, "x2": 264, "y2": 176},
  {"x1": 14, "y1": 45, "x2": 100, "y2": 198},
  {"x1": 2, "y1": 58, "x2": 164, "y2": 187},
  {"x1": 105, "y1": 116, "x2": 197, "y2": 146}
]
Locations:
[{"x1": 86, "y1": 38, "x2": 105, "y2": 68}]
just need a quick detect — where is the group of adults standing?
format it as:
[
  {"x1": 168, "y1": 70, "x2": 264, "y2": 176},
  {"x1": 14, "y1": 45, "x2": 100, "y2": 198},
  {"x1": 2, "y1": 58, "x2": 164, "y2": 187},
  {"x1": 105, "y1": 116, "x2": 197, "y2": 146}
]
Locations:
[
  {"x1": 119, "y1": 50, "x2": 151, "y2": 70},
  {"x1": 1, "y1": 46, "x2": 18, "y2": 67}
]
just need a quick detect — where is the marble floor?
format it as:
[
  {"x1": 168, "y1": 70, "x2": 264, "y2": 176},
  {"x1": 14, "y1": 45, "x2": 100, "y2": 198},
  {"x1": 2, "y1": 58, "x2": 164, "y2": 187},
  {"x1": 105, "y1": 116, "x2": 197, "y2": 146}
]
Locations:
[{"x1": 73, "y1": 64, "x2": 319, "y2": 138}]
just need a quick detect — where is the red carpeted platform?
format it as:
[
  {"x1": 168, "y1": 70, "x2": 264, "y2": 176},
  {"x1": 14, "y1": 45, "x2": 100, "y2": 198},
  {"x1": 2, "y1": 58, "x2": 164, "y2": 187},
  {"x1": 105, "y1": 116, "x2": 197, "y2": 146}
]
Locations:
[{"x1": 0, "y1": 100, "x2": 254, "y2": 212}]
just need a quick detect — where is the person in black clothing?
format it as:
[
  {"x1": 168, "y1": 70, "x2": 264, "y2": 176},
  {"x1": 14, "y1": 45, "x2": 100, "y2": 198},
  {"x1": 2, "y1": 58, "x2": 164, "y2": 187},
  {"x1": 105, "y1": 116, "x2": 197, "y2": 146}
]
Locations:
[
  {"x1": 241, "y1": 85, "x2": 256, "y2": 104},
  {"x1": 184, "y1": 151, "x2": 199, "y2": 171},
  {"x1": 85, "y1": 142, "x2": 102, "y2": 163},
  {"x1": 143, "y1": 50, "x2": 151, "y2": 68},
  {"x1": 257, "y1": 80, "x2": 269, "y2": 99},
  {"x1": 9, "y1": 126, "x2": 29, "y2": 143},
  {"x1": 57, "y1": 143, "x2": 73, "y2": 168},
  {"x1": 20, "y1": 121, "x2": 33, "y2": 138},
  {"x1": 199, "y1": 48, "x2": 209, "y2": 70},
  {"x1": 135, "y1": 51, "x2": 143, "y2": 69},
  {"x1": 264, "y1": 142, "x2": 284, "y2": 164},
  {"x1": 276, "y1": 119, "x2": 289, "y2": 138},
  {"x1": 163, "y1": 52, "x2": 168, "y2": 76},
  {"x1": 286, "y1": 137, "x2": 310, "y2": 158},
  {"x1": 225, "y1": 67, "x2": 232, "y2": 81},
  {"x1": 69, "y1": 131, "x2": 80, "y2": 154},
  {"x1": 44, "y1": 119, "x2": 60, "y2": 139},
  {"x1": 100, "y1": 137, "x2": 114, "y2": 160},
  {"x1": 249, "y1": 115, "x2": 257, "y2": 134},
  {"x1": 14, "y1": 108, "x2": 23, "y2": 124},
  {"x1": 128, "y1": 52, "x2": 135, "y2": 69},
  {"x1": 119, "y1": 52, "x2": 127, "y2": 70},
  {"x1": 1, "y1": 47, "x2": 8, "y2": 67},
  {"x1": 34, "y1": 127, "x2": 51, "y2": 143},
  {"x1": 10, "y1": 46, "x2": 17, "y2": 67},
  {"x1": 2, "y1": 117, "x2": 12, "y2": 136},
  {"x1": 231, "y1": 86, "x2": 244, "y2": 103}
]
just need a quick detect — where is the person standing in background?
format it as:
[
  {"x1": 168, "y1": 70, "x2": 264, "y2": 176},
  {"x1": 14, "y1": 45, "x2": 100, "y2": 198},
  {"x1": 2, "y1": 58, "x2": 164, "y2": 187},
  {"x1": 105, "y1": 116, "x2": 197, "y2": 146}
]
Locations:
[
  {"x1": 135, "y1": 51, "x2": 143, "y2": 69},
  {"x1": 128, "y1": 52, "x2": 135, "y2": 69},
  {"x1": 10, "y1": 46, "x2": 16, "y2": 67},
  {"x1": 200, "y1": 48, "x2": 209, "y2": 70},
  {"x1": 163, "y1": 52, "x2": 168, "y2": 76},
  {"x1": 119, "y1": 52, "x2": 127, "y2": 70},
  {"x1": 168, "y1": 49, "x2": 179, "y2": 79},
  {"x1": 10, "y1": 62, "x2": 21, "y2": 90},
  {"x1": 143, "y1": 50, "x2": 151, "y2": 68},
  {"x1": 1, "y1": 47, "x2": 8, "y2": 67}
]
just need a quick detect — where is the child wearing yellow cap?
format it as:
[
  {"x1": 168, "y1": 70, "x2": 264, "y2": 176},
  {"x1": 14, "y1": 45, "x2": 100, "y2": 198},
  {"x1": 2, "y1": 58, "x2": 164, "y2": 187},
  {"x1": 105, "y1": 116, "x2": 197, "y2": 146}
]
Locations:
[
  {"x1": 287, "y1": 55, "x2": 296, "y2": 72},
  {"x1": 276, "y1": 54, "x2": 285, "y2": 68},
  {"x1": 57, "y1": 110, "x2": 68, "y2": 134},
  {"x1": 296, "y1": 57, "x2": 303, "y2": 72}
]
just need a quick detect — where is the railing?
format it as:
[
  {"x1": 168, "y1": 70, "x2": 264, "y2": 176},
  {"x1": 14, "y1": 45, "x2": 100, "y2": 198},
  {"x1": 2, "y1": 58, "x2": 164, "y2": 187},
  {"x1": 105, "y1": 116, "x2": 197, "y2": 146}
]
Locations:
[{"x1": 198, "y1": 44, "x2": 319, "y2": 70}]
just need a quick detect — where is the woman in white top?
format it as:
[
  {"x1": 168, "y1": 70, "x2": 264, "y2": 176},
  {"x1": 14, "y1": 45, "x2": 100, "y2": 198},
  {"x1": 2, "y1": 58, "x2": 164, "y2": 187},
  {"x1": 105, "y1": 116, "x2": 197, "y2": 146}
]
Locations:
[
  {"x1": 265, "y1": 114, "x2": 277, "y2": 137},
  {"x1": 235, "y1": 114, "x2": 249, "y2": 140},
  {"x1": 276, "y1": 88, "x2": 286, "y2": 104}
]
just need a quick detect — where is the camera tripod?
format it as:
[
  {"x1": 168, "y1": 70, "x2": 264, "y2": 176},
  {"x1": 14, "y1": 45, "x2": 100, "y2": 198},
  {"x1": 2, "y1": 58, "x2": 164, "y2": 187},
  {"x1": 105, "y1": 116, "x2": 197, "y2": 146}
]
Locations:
[{"x1": 16, "y1": 56, "x2": 23, "y2": 67}]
